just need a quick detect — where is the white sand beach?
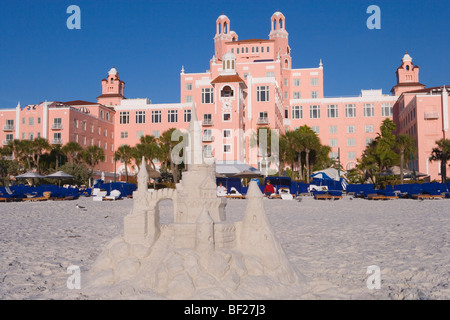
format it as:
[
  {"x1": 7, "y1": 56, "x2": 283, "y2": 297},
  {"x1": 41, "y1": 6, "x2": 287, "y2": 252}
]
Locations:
[{"x1": 0, "y1": 195, "x2": 449, "y2": 300}]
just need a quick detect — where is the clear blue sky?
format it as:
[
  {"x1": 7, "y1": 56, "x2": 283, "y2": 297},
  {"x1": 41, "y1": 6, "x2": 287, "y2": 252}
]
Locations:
[{"x1": 0, "y1": 0, "x2": 448, "y2": 108}]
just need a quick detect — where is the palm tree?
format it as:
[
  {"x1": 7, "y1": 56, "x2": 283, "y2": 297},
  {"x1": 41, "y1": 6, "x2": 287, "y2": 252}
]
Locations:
[
  {"x1": 62, "y1": 141, "x2": 83, "y2": 165},
  {"x1": 158, "y1": 128, "x2": 184, "y2": 183},
  {"x1": 298, "y1": 126, "x2": 321, "y2": 183},
  {"x1": 279, "y1": 130, "x2": 298, "y2": 177},
  {"x1": 82, "y1": 145, "x2": 105, "y2": 183},
  {"x1": 395, "y1": 134, "x2": 416, "y2": 184},
  {"x1": 116, "y1": 144, "x2": 133, "y2": 182},
  {"x1": 31, "y1": 138, "x2": 52, "y2": 173},
  {"x1": 135, "y1": 135, "x2": 159, "y2": 169},
  {"x1": 429, "y1": 138, "x2": 450, "y2": 184}
]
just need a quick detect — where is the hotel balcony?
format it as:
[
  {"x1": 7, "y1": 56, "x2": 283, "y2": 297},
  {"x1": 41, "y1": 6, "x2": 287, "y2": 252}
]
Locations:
[
  {"x1": 256, "y1": 117, "x2": 270, "y2": 125},
  {"x1": 51, "y1": 138, "x2": 63, "y2": 145},
  {"x1": 3, "y1": 125, "x2": 14, "y2": 131},
  {"x1": 202, "y1": 135, "x2": 214, "y2": 142},
  {"x1": 2, "y1": 140, "x2": 12, "y2": 146},
  {"x1": 202, "y1": 119, "x2": 213, "y2": 126},
  {"x1": 51, "y1": 123, "x2": 63, "y2": 130}
]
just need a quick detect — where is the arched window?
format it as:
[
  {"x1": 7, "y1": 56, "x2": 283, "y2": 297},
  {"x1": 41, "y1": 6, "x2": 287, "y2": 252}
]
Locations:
[
  {"x1": 231, "y1": 60, "x2": 235, "y2": 70},
  {"x1": 284, "y1": 59, "x2": 289, "y2": 68},
  {"x1": 111, "y1": 78, "x2": 114, "y2": 83},
  {"x1": 227, "y1": 60, "x2": 230, "y2": 69},
  {"x1": 224, "y1": 22, "x2": 228, "y2": 34},
  {"x1": 406, "y1": 65, "x2": 410, "y2": 71},
  {"x1": 218, "y1": 23, "x2": 221, "y2": 34},
  {"x1": 221, "y1": 86, "x2": 233, "y2": 97},
  {"x1": 272, "y1": 19, "x2": 276, "y2": 30},
  {"x1": 279, "y1": 18, "x2": 283, "y2": 29},
  {"x1": 223, "y1": 61, "x2": 226, "y2": 69}
]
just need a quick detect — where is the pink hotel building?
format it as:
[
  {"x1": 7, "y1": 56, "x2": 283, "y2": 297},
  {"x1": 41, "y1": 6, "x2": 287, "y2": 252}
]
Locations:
[{"x1": 1, "y1": 12, "x2": 449, "y2": 181}]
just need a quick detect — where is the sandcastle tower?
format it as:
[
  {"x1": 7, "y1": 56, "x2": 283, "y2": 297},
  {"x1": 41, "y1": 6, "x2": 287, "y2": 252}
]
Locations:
[{"x1": 86, "y1": 108, "x2": 306, "y2": 299}]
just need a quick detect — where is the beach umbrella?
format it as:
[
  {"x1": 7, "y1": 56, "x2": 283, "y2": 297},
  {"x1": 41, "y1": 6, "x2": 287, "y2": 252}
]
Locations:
[
  {"x1": 232, "y1": 169, "x2": 263, "y2": 179},
  {"x1": 15, "y1": 171, "x2": 45, "y2": 179},
  {"x1": 44, "y1": 171, "x2": 75, "y2": 187}
]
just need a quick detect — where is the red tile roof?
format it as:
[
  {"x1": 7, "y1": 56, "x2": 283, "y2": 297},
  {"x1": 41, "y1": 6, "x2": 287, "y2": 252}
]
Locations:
[
  {"x1": 63, "y1": 100, "x2": 100, "y2": 106},
  {"x1": 211, "y1": 74, "x2": 246, "y2": 86}
]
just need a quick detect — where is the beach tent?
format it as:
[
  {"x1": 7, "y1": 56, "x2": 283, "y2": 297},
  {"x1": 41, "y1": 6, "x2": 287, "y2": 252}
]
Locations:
[{"x1": 310, "y1": 168, "x2": 347, "y2": 190}]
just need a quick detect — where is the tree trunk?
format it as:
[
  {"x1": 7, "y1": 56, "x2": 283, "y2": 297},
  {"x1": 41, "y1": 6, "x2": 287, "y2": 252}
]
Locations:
[
  {"x1": 125, "y1": 163, "x2": 129, "y2": 183},
  {"x1": 305, "y1": 149, "x2": 310, "y2": 183},
  {"x1": 298, "y1": 152, "x2": 303, "y2": 181},
  {"x1": 400, "y1": 151, "x2": 404, "y2": 184},
  {"x1": 441, "y1": 153, "x2": 447, "y2": 184}
]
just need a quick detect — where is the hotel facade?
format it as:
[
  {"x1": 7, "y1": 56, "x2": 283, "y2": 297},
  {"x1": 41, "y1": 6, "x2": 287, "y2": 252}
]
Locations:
[{"x1": 1, "y1": 12, "x2": 448, "y2": 181}]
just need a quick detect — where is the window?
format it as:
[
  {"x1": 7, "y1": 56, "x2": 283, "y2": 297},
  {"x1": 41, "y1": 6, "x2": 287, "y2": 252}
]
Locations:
[
  {"x1": 347, "y1": 138, "x2": 356, "y2": 146},
  {"x1": 106, "y1": 112, "x2": 110, "y2": 121},
  {"x1": 284, "y1": 92, "x2": 288, "y2": 99},
  {"x1": 266, "y1": 72, "x2": 275, "y2": 78},
  {"x1": 82, "y1": 121, "x2": 87, "y2": 130},
  {"x1": 329, "y1": 139, "x2": 338, "y2": 147},
  {"x1": 136, "y1": 111, "x2": 146, "y2": 124},
  {"x1": 293, "y1": 79, "x2": 301, "y2": 87},
  {"x1": 345, "y1": 104, "x2": 356, "y2": 118},
  {"x1": 185, "y1": 83, "x2": 192, "y2": 91},
  {"x1": 223, "y1": 113, "x2": 231, "y2": 121},
  {"x1": 292, "y1": 106, "x2": 302, "y2": 119},
  {"x1": 103, "y1": 129, "x2": 107, "y2": 137},
  {"x1": 100, "y1": 110, "x2": 104, "y2": 119},
  {"x1": 37, "y1": 117, "x2": 41, "y2": 124},
  {"x1": 311, "y1": 91, "x2": 319, "y2": 99},
  {"x1": 90, "y1": 124, "x2": 94, "y2": 133},
  {"x1": 365, "y1": 125, "x2": 374, "y2": 133},
  {"x1": 22, "y1": 117, "x2": 25, "y2": 124},
  {"x1": 223, "y1": 144, "x2": 232, "y2": 153},
  {"x1": 382, "y1": 103, "x2": 393, "y2": 117},
  {"x1": 74, "y1": 119, "x2": 78, "y2": 128},
  {"x1": 309, "y1": 105, "x2": 320, "y2": 119},
  {"x1": 53, "y1": 132, "x2": 61, "y2": 140},
  {"x1": 184, "y1": 109, "x2": 191, "y2": 122},
  {"x1": 329, "y1": 126, "x2": 337, "y2": 134},
  {"x1": 73, "y1": 133, "x2": 78, "y2": 142},
  {"x1": 347, "y1": 125, "x2": 355, "y2": 133},
  {"x1": 121, "y1": 132, "x2": 128, "y2": 139},
  {"x1": 365, "y1": 138, "x2": 374, "y2": 146},
  {"x1": 363, "y1": 104, "x2": 375, "y2": 117},
  {"x1": 168, "y1": 110, "x2": 178, "y2": 123},
  {"x1": 82, "y1": 136, "x2": 86, "y2": 145},
  {"x1": 284, "y1": 107, "x2": 289, "y2": 119},
  {"x1": 348, "y1": 152, "x2": 356, "y2": 160},
  {"x1": 29, "y1": 117, "x2": 34, "y2": 126},
  {"x1": 29, "y1": 133, "x2": 34, "y2": 140},
  {"x1": 5, "y1": 134, "x2": 13, "y2": 142},
  {"x1": 202, "y1": 88, "x2": 214, "y2": 104},
  {"x1": 327, "y1": 105, "x2": 338, "y2": 118},
  {"x1": 329, "y1": 152, "x2": 338, "y2": 159},
  {"x1": 284, "y1": 78, "x2": 288, "y2": 86},
  {"x1": 136, "y1": 131, "x2": 144, "y2": 139},
  {"x1": 22, "y1": 132, "x2": 25, "y2": 139},
  {"x1": 37, "y1": 132, "x2": 40, "y2": 138},
  {"x1": 293, "y1": 92, "x2": 301, "y2": 99},
  {"x1": 203, "y1": 145, "x2": 213, "y2": 157},
  {"x1": 257, "y1": 86, "x2": 270, "y2": 102},
  {"x1": 237, "y1": 48, "x2": 239, "y2": 54},
  {"x1": 152, "y1": 130, "x2": 160, "y2": 138},
  {"x1": 267, "y1": 46, "x2": 270, "y2": 52},
  {"x1": 223, "y1": 129, "x2": 232, "y2": 138},
  {"x1": 152, "y1": 110, "x2": 161, "y2": 123},
  {"x1": 119, "y1": 112, "x2": 129, "y2": 124},
  {"x1": 311, "y1": 126, "x2": 320, "y2": 134},
  {"x1": 310, "y1": 78, "x2": 319, "y2": 86},
  {"x1": 185, "y1": 96, "x2": 193, "y2": 103},
  {"x1": 261, "y1": 47, "x2": 264, "y2": 53},
  {"x1": 203, "y1": 129, "x2": 212, "y2": 140},
  {"x1": 104, "y1": 142, "x2": 107, "y2": 150},
  {"x1": 221, "y1": 85, "x2": 233, "y2": 97}
]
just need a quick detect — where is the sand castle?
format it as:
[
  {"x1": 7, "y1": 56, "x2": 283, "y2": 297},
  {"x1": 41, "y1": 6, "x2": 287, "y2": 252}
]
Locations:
[{"x1": 87, "y1": 112, "x2": 306, "y2": 299}]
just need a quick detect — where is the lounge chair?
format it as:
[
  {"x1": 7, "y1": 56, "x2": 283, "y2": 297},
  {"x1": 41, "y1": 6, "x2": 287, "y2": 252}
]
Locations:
[
  {"x1": 279, "y1": 187, "x2": 294, "y2": 200},
  {"x1": 226, "y1": 187, "x2": 245, "y2": 199}
]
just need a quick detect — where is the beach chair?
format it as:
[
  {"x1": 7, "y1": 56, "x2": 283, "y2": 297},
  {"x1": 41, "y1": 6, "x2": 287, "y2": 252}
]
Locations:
[
  {"x1": 226, "y1": 187, "x2": 246, "y2": 199},
  {"x1": 279, "y1": 187, "x2": 294, "y2": 200}
]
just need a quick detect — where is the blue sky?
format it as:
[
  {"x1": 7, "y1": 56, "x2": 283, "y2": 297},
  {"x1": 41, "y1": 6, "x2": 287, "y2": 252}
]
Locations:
[{"x1": 0, "y1": 0, "x2": 448, "y2": 108}]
